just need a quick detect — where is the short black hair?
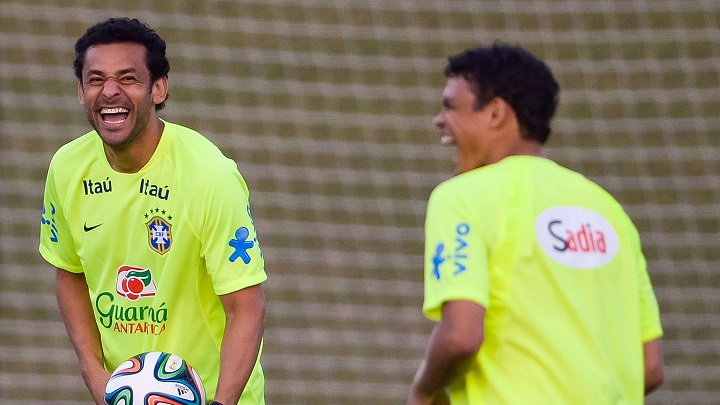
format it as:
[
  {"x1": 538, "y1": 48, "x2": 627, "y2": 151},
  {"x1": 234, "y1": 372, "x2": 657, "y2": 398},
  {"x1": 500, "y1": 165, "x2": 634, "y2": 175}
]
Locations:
[
  {"x1": 74, "y1": 17, "x2": 170, "y2": 110},
  {"x1": 444, "y1": 44, "x2": 559, "y2": 144}
]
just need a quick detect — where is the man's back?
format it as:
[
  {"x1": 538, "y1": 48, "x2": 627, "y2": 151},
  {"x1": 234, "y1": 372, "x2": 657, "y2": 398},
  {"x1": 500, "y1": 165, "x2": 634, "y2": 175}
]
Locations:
[{"x1": 422, "y1": 156, "x2": 663, "y2": 404}]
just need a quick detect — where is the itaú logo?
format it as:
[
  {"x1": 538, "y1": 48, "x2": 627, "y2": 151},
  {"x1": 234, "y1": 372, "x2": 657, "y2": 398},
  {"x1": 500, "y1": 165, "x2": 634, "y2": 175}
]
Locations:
[{"x1": 535, "y1": 206, "x2": 619, "y2": 269}]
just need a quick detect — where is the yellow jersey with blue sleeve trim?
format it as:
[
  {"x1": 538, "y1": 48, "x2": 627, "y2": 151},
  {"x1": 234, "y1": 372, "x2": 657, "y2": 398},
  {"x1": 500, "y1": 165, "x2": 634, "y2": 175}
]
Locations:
[
  {"x1": 423, "y1": 156, "x2": 662, "y2": 405},
  {"x1": 39, "y1": 121, "x2": 266, "y2": 404}
]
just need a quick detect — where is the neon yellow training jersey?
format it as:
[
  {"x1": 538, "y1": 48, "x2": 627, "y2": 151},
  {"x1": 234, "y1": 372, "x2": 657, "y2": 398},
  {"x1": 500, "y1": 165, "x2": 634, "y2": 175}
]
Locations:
[
  {"x1": 40, "y1": 121, "x2": 267, "y2": 404},
  {"x1": 423, "y1": 156, "x2": 662, "y2": 405}
]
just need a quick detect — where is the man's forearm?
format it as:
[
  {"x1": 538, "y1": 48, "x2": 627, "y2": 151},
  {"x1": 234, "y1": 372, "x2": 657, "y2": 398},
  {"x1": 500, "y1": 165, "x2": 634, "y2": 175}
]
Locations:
[
  {"x1": 214, "y1": 284, "x2": 265, "y2": 404},
  {"x1": 56, "y1": 268, "x2": 110, "y2": 404},
  {"x1": 644, "y1": 338, "x2": 664, "y2": 394},
  {"x1": 410, "y1": 324, "x2": 474, "y2": 400},
  {"x1": 408, "y1": 301, "x2": 485, "y2": 405}
]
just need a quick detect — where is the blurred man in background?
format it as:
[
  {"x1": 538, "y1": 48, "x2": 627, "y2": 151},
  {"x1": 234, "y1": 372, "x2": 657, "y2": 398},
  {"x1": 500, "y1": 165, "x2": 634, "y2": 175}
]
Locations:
[{"x1": 407, "y1": 44, "x2": 663, "y2": 405}]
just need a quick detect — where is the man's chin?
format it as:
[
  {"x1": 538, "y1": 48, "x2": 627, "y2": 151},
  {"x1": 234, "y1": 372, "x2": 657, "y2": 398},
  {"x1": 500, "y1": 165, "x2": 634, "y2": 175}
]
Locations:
[{"x1": 96, "y1": 130, "x2": 132, "y2": 148}]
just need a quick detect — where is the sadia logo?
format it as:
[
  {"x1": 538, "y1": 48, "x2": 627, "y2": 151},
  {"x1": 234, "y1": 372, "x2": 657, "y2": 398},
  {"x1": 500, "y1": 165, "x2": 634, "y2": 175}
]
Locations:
[
  {"x1": 116, "y1": 265, "x2": 158, "y2": 300},
  {"x1": 535, "y1": 206, "x2": 619, "y2": 269}
]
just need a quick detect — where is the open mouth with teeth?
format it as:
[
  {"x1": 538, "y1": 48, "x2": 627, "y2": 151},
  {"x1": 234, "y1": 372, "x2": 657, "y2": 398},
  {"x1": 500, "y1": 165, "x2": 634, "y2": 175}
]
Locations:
[
  {"x1": 440, "y1": 134, "x2": 455, "y2": 145},
  {"x1": 100, "y1": 107, "x2": 129, "y2": 124}
]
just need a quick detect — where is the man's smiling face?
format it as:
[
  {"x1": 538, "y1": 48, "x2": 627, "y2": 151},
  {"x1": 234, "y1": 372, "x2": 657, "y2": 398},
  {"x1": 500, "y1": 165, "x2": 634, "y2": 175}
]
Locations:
[
  {"x1": 78, "y1": 42, "x2": 164, "y2": 149},
  {"x1": 433, "y1": 76, "x2": 499, "y2": 174}
]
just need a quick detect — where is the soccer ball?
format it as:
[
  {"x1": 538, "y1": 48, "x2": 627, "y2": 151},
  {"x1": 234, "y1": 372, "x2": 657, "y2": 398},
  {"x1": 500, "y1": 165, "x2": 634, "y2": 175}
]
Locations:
[{"x1": 104, "y1": 351, "x2": 206, "y2": 405}]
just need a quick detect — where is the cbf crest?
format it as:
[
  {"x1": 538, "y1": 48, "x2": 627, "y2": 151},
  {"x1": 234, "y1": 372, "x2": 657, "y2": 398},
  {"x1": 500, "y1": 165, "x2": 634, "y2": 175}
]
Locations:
[{"x1": 146, "y1": 215, "x2": 172, "y2": 255}]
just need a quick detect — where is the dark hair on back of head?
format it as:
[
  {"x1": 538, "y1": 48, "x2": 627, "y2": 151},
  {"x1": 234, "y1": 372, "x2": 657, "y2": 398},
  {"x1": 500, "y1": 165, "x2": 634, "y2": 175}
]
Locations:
[
  {"x1": 74, "y1": 17, "x2": 170, "y2": 110},
  {"x1": 444, "y1": 43, "x2": 559, "y2": 144}
]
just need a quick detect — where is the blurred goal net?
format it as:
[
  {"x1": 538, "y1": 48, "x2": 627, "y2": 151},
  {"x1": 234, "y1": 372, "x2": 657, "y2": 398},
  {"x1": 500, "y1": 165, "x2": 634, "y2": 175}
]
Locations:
[{"x1": 1, "y1": 1, "x2": 719, "y2": 404}]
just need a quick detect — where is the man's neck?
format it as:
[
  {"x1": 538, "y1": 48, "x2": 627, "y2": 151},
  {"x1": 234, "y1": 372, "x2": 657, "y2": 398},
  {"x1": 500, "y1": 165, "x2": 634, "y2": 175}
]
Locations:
[
  {"x1": 104, "y1": 118, "x2": 164, "y2": 173},
  {"x1": 486, "y1": 135, "x2": 543, "y2": 167}
]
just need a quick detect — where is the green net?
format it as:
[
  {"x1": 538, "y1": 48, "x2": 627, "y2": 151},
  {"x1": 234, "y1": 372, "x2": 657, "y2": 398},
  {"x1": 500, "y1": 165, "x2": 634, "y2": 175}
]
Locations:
[{"x1": 2, "y1": 1, "x2": 719, "y2": 403}]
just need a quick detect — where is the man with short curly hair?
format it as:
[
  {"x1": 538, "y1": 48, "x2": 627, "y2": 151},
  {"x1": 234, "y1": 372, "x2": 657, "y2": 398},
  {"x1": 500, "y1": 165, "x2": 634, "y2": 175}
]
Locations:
[
  {"x1": 407, "y1": 44, "x2": 663, "y2": 405},
  {"x1": 40, "y1": 17, "x2": 266, "y2": 405}
]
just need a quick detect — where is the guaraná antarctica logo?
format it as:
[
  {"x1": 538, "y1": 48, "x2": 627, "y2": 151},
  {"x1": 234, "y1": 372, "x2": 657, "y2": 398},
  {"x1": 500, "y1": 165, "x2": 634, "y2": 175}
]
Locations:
[{"x1": 94, "y1": 265, "x2": 167, "y2": 336}]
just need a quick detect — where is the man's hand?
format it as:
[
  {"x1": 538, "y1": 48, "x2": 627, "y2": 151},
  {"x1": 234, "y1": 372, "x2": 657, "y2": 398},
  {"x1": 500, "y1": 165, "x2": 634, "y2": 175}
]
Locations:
[
  {"x1": 407, "y1": 385, "x2": 450, "y2": 405},
  {"x1": 86, "y1": 365, "x2": 111, "y2": 405}
]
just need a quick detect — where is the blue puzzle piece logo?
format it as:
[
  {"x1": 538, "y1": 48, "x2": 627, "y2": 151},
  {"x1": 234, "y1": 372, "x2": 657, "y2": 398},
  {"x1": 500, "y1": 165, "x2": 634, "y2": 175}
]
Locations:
[{"x1": 229, "y1": 227, "x2": 254, "y2": 264}]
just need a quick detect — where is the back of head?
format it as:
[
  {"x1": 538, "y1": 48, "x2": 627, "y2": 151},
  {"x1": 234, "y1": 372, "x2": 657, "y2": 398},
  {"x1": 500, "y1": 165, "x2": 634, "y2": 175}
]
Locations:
[
  {"x1": 445, "y1": 44, "x2": 559, "y2": 144},
  {"x1": 73, "y1": 17, "x2": 170, "y2": 109}
]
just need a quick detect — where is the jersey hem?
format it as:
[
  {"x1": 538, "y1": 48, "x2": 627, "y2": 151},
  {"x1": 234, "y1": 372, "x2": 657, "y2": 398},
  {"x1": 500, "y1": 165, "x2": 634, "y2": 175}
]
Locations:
[
  {"x1": 38, "y1": 244, "x2": 83, "y2": 273},
  {"x1": 214, "y1": 272, "x2": 268, "y2": 296},
  {"x1": 423, "y1": 295, "x2": 487, "y2": 321}
]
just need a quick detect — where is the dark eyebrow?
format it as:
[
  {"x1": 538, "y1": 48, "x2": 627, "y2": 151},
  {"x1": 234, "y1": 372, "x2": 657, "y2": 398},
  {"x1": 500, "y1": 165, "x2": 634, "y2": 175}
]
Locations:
[
  {"x1": 117, "y1": 68, "x2": 139, "y2": 75},
  {"x1": 86, "y1": 68, "x2": 140, "y2": 77}
]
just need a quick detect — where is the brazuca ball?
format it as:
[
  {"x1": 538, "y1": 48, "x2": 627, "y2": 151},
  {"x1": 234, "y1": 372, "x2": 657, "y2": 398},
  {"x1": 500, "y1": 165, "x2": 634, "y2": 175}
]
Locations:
[{"x1": 104, "y1": 351, "x2": 206, "y2": 405}]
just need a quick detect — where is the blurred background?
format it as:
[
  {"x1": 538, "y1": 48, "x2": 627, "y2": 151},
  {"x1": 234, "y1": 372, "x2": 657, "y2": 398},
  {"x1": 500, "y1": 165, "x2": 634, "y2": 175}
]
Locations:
[{"x1": 1, "y1": 0, "x2": 719, "y2": 404}]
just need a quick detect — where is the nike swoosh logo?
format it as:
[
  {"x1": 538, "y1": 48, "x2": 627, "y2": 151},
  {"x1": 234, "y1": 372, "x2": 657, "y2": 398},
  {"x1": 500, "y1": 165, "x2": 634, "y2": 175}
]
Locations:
[{"x1": 83, "y1": 223, "x2": 103, "y2": 232}]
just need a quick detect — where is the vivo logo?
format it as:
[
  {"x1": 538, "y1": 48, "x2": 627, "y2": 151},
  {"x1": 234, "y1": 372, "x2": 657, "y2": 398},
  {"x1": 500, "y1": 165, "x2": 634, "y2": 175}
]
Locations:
[{"x1": 535, "y1": 206, "x2": 619, "y2": 269}]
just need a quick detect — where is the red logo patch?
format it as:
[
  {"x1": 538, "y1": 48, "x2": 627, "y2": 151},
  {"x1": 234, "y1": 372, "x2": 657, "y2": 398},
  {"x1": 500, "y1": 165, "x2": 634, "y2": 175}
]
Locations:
[{"x1": 116, "y1": 265, "x2": 158, "y2": 301}]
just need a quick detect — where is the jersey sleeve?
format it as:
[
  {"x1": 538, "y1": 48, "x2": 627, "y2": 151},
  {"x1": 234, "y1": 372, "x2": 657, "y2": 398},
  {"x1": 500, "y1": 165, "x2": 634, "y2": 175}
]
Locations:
[
  {"x1": 635, "y1": 245, "x2": 663, "y2": 342},
  {"x1": 422, "y1": 182, "x2": 495, "y2": 321},
  {"x1": 198, "y1": 163, "x2": 267, "y2": 295},
  {"x1": 39, "y1": 158, "x2": 83, "y2": 273}
]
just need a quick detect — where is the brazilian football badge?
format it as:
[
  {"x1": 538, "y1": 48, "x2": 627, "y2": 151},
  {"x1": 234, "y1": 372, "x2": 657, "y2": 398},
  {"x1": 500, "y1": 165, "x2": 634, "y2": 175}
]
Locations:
[{"x1": 145, "y1": 209, "x2": 173, "y2": 255}]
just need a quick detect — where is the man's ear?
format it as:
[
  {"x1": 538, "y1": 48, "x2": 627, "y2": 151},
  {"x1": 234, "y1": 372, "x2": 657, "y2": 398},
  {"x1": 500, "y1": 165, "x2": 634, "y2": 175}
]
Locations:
[
  {"x1": 152, "y1": 76, "x2": 169, "y2": 106},
  {"x1": 488, "y1": 97, "x2": 513, "y2": 129}
]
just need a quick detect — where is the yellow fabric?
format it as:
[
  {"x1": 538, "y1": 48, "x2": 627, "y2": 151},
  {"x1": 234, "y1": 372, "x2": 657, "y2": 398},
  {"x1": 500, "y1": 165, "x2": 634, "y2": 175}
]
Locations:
[
  {"x1": 423, "y1": 156, "x2": 662, "y2": 405},
  {"x1": 40, "y1": 121, "x2": 266, "y2": 404}
]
